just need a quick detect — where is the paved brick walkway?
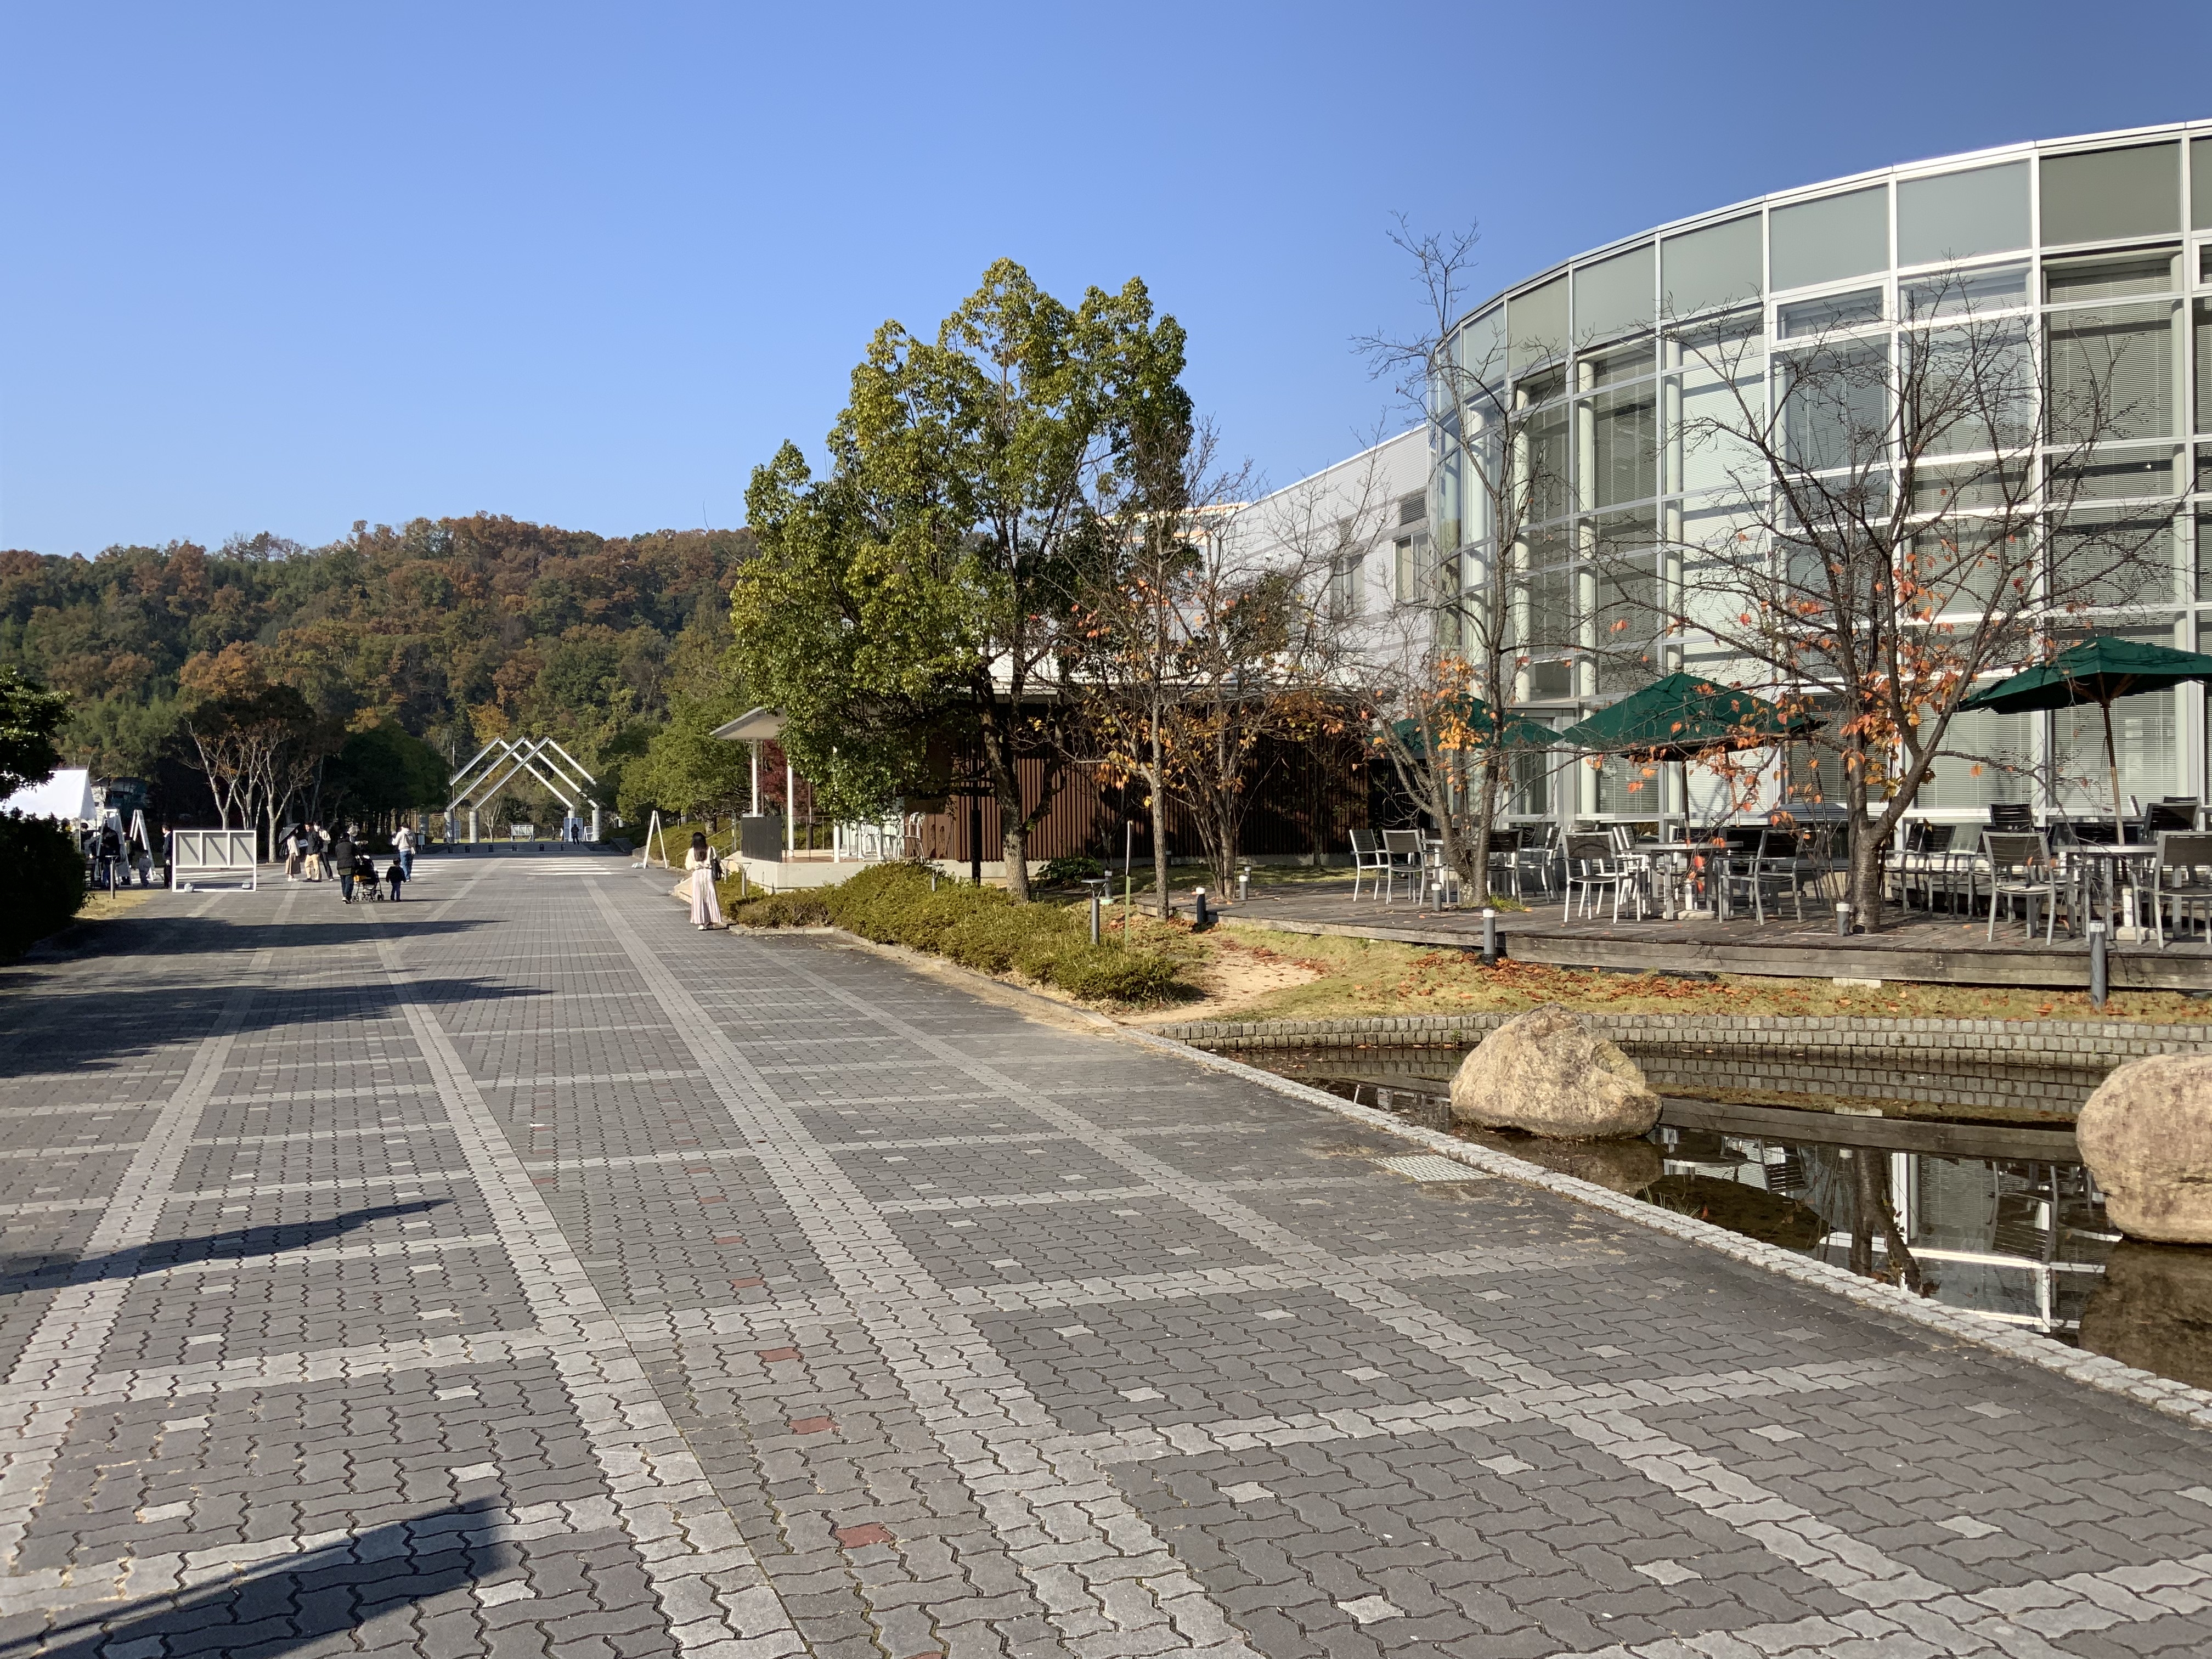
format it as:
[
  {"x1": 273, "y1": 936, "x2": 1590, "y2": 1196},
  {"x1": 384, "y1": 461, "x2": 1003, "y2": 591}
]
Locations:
[{"x1": 2, "y1": 857, "x2": 2211, "y2": 1659}]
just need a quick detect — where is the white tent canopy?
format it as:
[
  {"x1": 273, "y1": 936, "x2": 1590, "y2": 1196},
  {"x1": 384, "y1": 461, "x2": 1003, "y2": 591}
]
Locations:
[
  {"x1": 709, "y1": 707, "x2": 784, "y2": 742},
  {"x1": 2, "y1": 769, "x2": 92, "y2": 822}
]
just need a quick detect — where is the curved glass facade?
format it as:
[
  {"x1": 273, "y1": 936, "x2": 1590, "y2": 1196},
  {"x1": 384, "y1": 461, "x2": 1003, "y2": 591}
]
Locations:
[{"x1": 1440, "y1": 122, "x2": 2212, "y2": 823}]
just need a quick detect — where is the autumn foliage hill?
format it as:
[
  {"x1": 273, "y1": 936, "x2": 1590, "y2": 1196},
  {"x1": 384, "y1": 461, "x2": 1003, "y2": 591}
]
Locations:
[{"x1": 0, "y1": 516, "x2": 755, "y2": 807}]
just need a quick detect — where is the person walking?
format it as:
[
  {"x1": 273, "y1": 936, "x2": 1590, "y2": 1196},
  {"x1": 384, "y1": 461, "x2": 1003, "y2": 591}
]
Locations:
[
  {"x1": 284, "y1": 826, "x2": 304, "y2": 882},
  {"x1": 393, "y1": 822, "x2": 415, "y2": 881},
  {"x1": 95, "y1": 823, "x2": 122, "y2": 892},
  {"x1": 304, "y1": 824, "x2": 325, "y2": 882},
  {"x1": 684, "y1": 832, "x2": 724, "y2": 930},
  {"x1": 385, "y1": 855, "x2": 407, "y2": 901},
  {"x1": 331, "y1": 826, "x2": 358, "y2": 902}
]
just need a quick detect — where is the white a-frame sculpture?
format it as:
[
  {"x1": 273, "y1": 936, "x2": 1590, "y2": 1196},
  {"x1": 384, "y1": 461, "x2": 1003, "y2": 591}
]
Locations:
[{"x1": 447, "y1": 737, "x2": 601, "y2": 843}]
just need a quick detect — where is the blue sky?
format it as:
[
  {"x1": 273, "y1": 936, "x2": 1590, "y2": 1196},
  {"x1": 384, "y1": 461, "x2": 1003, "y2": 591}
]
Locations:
[{"x1": 3, "y1": 1, "x2": 2207, "y2": 555}]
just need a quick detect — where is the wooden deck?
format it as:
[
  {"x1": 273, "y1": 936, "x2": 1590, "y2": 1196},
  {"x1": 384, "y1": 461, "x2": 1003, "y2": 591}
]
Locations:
[{"x1": 1216, "y1": 876, "x2": 2212, "y2": 992}]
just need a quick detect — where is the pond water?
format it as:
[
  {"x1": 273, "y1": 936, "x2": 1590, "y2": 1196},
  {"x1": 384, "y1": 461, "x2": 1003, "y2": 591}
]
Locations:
[{"x1": 1242, "y1": 1045, "x2": 2212, "y2": 1395}]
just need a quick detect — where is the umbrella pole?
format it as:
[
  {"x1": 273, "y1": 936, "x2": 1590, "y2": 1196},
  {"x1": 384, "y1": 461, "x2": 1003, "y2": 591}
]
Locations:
[{"x1": 2100, "y1": 696, "x2": 2125, "y2": 838}]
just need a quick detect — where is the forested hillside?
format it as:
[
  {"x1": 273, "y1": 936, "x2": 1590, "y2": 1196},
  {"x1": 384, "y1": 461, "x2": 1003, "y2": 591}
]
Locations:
[{"x1": 0, "y1": 515, "x2": 754, "y2": 825}]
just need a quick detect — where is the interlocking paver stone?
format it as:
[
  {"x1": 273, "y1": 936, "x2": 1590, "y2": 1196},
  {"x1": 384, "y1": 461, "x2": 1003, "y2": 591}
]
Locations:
[{"x1": 4, "y1": 855, "x2": 2212, "y2": 1658}]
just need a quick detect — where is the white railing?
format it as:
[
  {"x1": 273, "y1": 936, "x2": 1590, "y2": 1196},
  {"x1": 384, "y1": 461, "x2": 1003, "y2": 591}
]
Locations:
[{"x1": 833, "y1": 811, "x2": 922, "y2": 862}]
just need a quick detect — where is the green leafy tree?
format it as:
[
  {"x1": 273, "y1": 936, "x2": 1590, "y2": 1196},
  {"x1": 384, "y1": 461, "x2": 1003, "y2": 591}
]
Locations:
[
  {"x1": 614, "y1": 624, "x2": 754, "y2": 825},
  {"x1": 733, "y1": 259, "x2": 1190, "y2": 900},
  {"x1": 323, "y1": 723, "x2": 449, "y2": 825},
  {"x1": 1, "y1": 667, "x2": 71, "y2": 795},
  {"x1": 618, "y1": 694, "x2": 754, "y2": 825}
]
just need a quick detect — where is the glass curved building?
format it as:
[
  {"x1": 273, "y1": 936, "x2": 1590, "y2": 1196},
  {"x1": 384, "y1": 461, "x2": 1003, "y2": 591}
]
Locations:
[{"x1": 1434, "y1": 121, "x2": 2212, "y2": 826}]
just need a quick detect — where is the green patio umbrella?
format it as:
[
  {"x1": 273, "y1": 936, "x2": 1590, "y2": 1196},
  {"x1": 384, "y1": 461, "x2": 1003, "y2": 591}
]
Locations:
[
  {"x1": 1556, "y1": 673, "x2": 1818, "y2": 836},
  {"x1": 1387, "y1": 696, "x2": 1558, "y2": 755},
  {"x1": 1555, "y1": 673, "x2": 1816, "y2": 760},
  {"x1": 1960, "y1": 634, "x2": 2212, "y2": 829}
]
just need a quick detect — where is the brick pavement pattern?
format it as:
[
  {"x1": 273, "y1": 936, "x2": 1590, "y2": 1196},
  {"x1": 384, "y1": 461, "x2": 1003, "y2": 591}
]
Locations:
[{"x1": 1, "y1": 856, "x2": 2210, "y2": 1658}]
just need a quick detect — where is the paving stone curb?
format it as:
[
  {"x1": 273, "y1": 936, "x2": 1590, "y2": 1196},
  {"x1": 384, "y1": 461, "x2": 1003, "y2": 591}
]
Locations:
[
  {"x1": 1113, "y1": 1023, "x2": 2212, "y2": 1436},
  {"x1": 1155, "y1": 1011, "x2": 2211, "y2": 1068},
  {"x1": 719, "y1": 904, "x2": 2212, "y2": 1432}
]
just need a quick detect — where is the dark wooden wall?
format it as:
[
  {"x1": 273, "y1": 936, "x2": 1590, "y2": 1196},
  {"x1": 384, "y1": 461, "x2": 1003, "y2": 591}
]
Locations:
[{"x1": 910, "y1": 732, "x2": 1372, "y2": 864}]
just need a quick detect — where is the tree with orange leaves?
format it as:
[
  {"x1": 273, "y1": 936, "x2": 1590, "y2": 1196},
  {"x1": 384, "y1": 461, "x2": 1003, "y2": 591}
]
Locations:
[{"x1": 1617, "y1": 267, "x2": 2179, "y2": 927}]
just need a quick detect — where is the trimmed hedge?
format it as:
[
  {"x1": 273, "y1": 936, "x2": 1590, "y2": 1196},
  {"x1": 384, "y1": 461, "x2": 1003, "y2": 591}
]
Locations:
[
  {"x1": 722, "y1": 862, "x2": 1187, "y2": 1006},
  {"x1": 1, "y1": 814, "x2": 87, "y2": 958}
]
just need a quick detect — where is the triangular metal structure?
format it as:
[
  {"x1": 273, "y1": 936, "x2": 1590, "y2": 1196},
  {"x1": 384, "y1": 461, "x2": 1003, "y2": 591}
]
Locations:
[
  {"x1": 637, "y1": 810, "x2": 672, "y2": 870},
  {"x1": 448, "y1": 737, "x2": 600, "y2": 836}
]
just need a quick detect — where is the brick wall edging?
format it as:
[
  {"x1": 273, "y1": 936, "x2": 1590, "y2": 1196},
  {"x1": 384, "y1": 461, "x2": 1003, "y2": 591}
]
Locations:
[{"x1": 1154, "y1": 1012, "x2": 2210, "y2": 1066}]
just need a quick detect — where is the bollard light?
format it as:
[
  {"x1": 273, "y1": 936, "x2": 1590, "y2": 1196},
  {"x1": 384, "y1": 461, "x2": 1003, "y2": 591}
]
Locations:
[
  {"x1": 2089, "y1": 921, "x2": 2108, "y2": 1009},
  {"x1": 1193, "y1": 887, "x2": 1210, "y2": 930},
  {"x1": 1481, "y1": 907, "x2": 1499, "y2": 967},
  {"x1": 1836, "y1": 902, "x2": 1852, "y2": 937}
]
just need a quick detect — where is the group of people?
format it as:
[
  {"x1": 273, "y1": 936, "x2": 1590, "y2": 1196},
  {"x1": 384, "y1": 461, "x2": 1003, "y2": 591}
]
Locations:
[
  {"x1": 284, "y1": 822, "x2": 416, "y2": 903},
  {"x1": 83, "y1": 822, "x2": 154, "y2": 891}
]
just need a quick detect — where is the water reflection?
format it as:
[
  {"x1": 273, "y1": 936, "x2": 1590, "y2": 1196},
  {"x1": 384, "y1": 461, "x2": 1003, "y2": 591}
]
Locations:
[
  {"x1": 1652, "y1": 1131, "x2": 2110, "y2": 1336},
  {"x1": 1245, "y1": 1048, "x2": 2183, "y2": 1374}
]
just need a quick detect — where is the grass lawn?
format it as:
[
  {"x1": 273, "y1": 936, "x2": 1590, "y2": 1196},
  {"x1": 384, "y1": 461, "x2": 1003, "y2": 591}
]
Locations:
[
  {"x1": 1175, "y1": 919, "x2": 2212, "y2": 1025},
  {"x1": 782, "y1": 873, "x2": 2200, "y2": 1026}
]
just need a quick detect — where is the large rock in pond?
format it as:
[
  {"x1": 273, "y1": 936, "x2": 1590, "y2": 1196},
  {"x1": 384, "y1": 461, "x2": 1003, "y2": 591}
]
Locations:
[
  {"x1": 1450, "y1": 1005, "x2": 1660, "y2": 1141},
  {"x1": 2078, "y1": 1054, "x2": 2212, "y2": 1244},
  {"x1": 2078, "y1": 1242, "x2": 2212, "y2": 1391}
]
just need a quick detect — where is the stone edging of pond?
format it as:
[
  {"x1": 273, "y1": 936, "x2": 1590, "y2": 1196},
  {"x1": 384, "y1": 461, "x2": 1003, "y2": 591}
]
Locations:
[
  {"x1": 731, "y1": 907, "x2": 2212, "y2": 1431},
  {"x1": 1155, "y1": 1012, "x2": 2212, "y2": 1067},
  {"x1": 1110, "y1": 1022, "x2": 2212, "y2": 1436}
]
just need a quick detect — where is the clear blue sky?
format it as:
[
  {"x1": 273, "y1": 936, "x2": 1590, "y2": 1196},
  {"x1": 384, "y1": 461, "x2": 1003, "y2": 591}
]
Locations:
[{"x1": 3, "y1": 1, "x2": 2207, "y2": 555}]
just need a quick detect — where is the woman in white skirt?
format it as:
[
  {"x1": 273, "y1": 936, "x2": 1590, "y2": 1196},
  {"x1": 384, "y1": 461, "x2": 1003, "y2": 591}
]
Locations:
[{"x1": 684, "y1": 832, "x2": 724, "y2": 929}]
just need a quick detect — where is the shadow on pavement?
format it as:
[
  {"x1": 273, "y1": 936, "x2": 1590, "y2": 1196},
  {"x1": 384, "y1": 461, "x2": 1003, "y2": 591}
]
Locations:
[
  {"x1": 6, "y1": 905, "x2": 499, "y2": 969},
  {"x1": 0, "y1": 1500, "x2": 519, "y2": 1659},
  {"x1": 0, "y1": 965, "x2": 545, "y2": 1081},
  {"x1": 0, "y1": 1200, "x2": 454, "y2": 1296}
]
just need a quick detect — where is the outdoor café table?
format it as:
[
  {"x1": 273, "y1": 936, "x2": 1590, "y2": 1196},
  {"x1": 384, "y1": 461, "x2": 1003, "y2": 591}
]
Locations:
[
  {"x1": 1630, "y1": 842, "x2": 1716, "y2": 921},
  {"x1": 2064, "y1": 842, "x2": 2158, "y2": 933}
]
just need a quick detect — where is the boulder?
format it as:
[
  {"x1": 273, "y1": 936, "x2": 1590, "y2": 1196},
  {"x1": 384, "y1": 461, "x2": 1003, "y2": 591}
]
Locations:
[
  {"x1": 2077, "y1": 1054, "x2": 2212, "y2": 1243},
  {"x1": 2078, "y1": 1242, "x2": 2212, "y2": 1391},
  {"x1": 1449, "y1": 1005, "x2": 1660, "y2": 1141}
]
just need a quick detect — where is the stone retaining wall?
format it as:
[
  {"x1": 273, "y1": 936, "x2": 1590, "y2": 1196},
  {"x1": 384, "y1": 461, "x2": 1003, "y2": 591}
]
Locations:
[{"x1": 1154, "y1": 1013, "x2": 2212, "y2": 1118}]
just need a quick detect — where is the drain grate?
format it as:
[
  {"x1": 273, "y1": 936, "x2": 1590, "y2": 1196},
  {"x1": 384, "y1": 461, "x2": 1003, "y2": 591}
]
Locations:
[{"x1": 1375, "y1": 1154, "x2": 1489, "y2": 1184}]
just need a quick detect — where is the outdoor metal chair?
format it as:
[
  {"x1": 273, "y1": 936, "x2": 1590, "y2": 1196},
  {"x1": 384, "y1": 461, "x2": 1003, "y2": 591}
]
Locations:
[
  {"x1": 1347, "y1": 827, "x2": 1390, "y2": 901},
  {"x1": 1982, "y1": 830, "x2": 2070, "y2": 944},
  {"x1": 1718, "y1": 827, "x2": 1804, "y2": 924},
  {"x1": 1562, "y1": 832, "x2": 1643, "y2": 923},
  {"x1": 1483, "y1": 828, "x2": 1523, "y2": 899},
  {"x1": 2149, "y1": 831, "x2": 2212, "y2": 947},
  {"x1": 1988, "y1": 802, "x2": 2036, "y2": 833},
  {"x1": 2145, "y1": 801, "x2": 2200, "y2": 837},
  {"x1": 1514, "y1": 823, "x2": 1559, "y2": 898},
  {"x1": 1379, "y1": 828, "x2": 1426, "y2": 905},
  {"x1": 1894, "y1": 822, "x2": 1974, "y2": 915}
]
